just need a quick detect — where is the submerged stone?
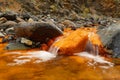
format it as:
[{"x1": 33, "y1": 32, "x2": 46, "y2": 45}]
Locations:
[{"x1": 5, "y1": 42, "x2": 31, "y2": 50}]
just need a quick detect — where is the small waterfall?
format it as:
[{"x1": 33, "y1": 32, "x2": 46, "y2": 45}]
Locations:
[
  {"x1": 75, "y1": 52, "x2": 114, "y2": 69},
  {"x1": 85, "y1": 40, "x2": 99, "y2": 56},
  {"x1": 75, "y1": 32, "x2": 114, "y2": 69},
  {"x1": 86, "y1": 32, "x2": 99, "y2": 56},
  {"x1": 48, "y1": 46, "x2": 59, "y2": 55},
  {"x1": 48, "y1": 37, "x2": 61, "y2": 55}
]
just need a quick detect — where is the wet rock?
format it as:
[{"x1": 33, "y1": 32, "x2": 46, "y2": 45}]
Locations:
[
  {"x1": 97, "y1": 21, "x2": 120, "y2": 58},
  {"x1": 1, "y1": 35, "x2": 15, "y2": 43},
  {"x1": 0, "y1": 21, "x2": 17, "y2": 30},
  {"x1": 14, "y1": 22, "x2": 63, "y2": 43},
  {"x1": 1, "y1": 37, "x2": 8, "y2": 43},
  {"x1": 1, "y1": 11, "x2": 17, "y2": 20},
  {"x1": 7, "y1": 35, "x2": 15, "y2": 41},
  {"x1": 5, "y1": 42, "x2": 31, "y2": 50}
]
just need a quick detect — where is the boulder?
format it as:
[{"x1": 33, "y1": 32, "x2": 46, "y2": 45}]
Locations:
[
  {"x1": 97, "y1": 21, "x2": 120, "y2": 58},
  {"x1": 14, "y1": 22, "x2": 63, "y2": 43}
]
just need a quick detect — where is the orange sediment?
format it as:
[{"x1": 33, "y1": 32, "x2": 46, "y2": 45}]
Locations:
[{"x1": 53, "y1": 28, "x2": 103, "y2": 55}]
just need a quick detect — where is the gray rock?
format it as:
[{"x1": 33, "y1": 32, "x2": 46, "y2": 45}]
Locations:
[
  {"x1": 108, "y1": 33, "x2": 120, "y2": 58},
  {"x1": 14, "y1": 22, "x2": 63, "y2": 43},
  {"x1": 19, "y1": 12, "x2": 31, "y2": 20},
  {"x1": 1, "y1": 11, "x2": 17, "y2": 20},
  {"x1": 30, "y1": 15, "x2": 39, "y2": 21},
  {"x1": 5, "y1": 42, "x2": 31, "y2": 50},
  {"x1": 0, "y1": 21, "x2": 17, "y2": 30},
  {"x1": 97, "y1": 22, "x2": 120, "y2": 46},
  {"x1": 97, "y1": 21, "x2": 120, "y2": 58}
]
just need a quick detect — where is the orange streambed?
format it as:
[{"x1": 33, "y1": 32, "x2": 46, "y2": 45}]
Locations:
[
  {"x1": 0, "y1": 47, "x2": 120, "y2": 80},
  {"x1": 0, "y1": 30, "x2": 120, "y2": 80}
]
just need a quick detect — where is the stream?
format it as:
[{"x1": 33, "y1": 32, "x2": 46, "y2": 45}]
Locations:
[{"x1": 0, "y1": 43, "x2": 120, "y2": 80}]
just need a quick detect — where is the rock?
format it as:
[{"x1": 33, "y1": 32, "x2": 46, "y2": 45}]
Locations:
[
  {"x1": 5, "y1": 42, "x2": 31, "y2": 50},
  {"x1": 28, "y1": 18, "x2": 34, "y2": 23},
  {"x1": 108, "y1": 33, "x2": 120, "y2": 58},
  {"x1": 14, "y1": 22, "x2": 63, "y2": 43},
  {"x1": 61, "y1": 20, "x2": 76, "y2": 30},
  {"x1": 69, "y1": 11, "x2": 80, "y2": 20},
  {"x1": 0, "y1": 17, "x2": 7, "y2": 24},
  {"x1": 16, "y1": 17, "x2": 25, "y2": 22},
  {"x1": 20, "y1": 12, "x2": 31, "y2": 20},
  {"x1": 30, "y1": 15, "x2": 39, "y2": 21},
  {"x1": 5, "y1": 27, "x2": 15, "y2": 35},
  {"x1": 97, "y1": 22, "x2": 120, "y2": 46},
  {"x1": 0, "y1": 12, "x2": 3, "y2": 17},
  {"x1": 1, "y1": 35, "x2": 15, "y2": 43},
  {"x1": 1, "y1": 11, "x2": 17, "y2": 20},
  {"x1": 97, "y1": 21, "x2": 120, "y2": 58},
  {"x1": 0, "y1": 21, "x2": 17, "y2": 30},
  {"x1": 0, "y1": 32, "x2": 5, "y2": 37},
  {"x1": 20, "y1": 38, "x2": 33, "y2": 46}
]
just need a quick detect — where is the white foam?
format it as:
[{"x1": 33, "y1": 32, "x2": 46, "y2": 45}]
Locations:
[
  {"x1": 8, "y1": 59, "x2": 30, "y2": 66},
  {"x1": 8, "y1": 51, "x2": 56, "y2": 66},
  {"x1": 27, "y1": 51, "x2": 56, "y2": 62},
  {"x1": 75, "y1": 52, "x2": 114, "y2": 68}
]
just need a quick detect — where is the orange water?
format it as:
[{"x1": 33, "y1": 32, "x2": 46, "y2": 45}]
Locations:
[{"x1": 0, "y1": 43, "x2": 120, "y2": 80}]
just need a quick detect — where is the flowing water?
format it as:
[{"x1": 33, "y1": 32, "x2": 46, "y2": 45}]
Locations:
[{"x1": 0, "y1": 43, "x2": 120, "y2": 80}]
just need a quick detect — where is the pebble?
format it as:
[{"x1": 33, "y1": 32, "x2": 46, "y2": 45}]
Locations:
[
  {"x1": 20, "y1": 38, "x2": 33, "y2": 46},
  {"x1": 0, "y1": 17, "x2": 7, "y2": 24},
  {"x1": 61, "y1": 20, "x2": 76, "y2": 30},
  {"x1": 0, "y1": 32, "x2": 5, "y2": 37}
]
